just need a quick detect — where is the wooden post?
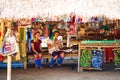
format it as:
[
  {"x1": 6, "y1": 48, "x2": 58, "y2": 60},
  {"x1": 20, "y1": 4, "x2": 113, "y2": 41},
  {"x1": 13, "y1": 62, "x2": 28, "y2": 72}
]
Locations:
[
  {"x1": 7, "y1": 55, "x2": 12, "y2": 80},
  {"x1": 67, "y1": 32, "x2": 70, "y2": 47},
  {"x1": 78, "y1": 42, "x2": 81, "y2": 72}
]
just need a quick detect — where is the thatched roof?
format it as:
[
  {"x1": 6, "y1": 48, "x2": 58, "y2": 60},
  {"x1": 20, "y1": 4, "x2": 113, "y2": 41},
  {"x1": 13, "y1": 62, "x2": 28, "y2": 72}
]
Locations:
[{"x1": 0, "y1": 0, "x2": 120, "y2": 19}]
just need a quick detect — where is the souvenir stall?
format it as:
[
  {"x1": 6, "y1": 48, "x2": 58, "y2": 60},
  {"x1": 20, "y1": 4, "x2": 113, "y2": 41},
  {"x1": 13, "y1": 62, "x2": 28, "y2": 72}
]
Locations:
[
  {"x1": 0, "y1": 15, "x2": 120, "y2": 72},
  {"x1": 24, "y1": 16, "x2": 120, "y2": 71},
  {"x1": 73, "y1": 19, "x2": 120, "y2": 72}
]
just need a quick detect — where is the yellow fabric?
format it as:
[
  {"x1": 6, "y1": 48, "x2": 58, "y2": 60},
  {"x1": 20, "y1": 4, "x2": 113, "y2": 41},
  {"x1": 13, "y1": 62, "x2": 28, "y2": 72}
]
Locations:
[
  {"x1": 20, "y1": 42, "x2": 26, "y2": 57},
  {"x1": 18, "y1": 27, "x2": 27, "y2": 57},
  {"x1": 15, "y1": 43, "x2": 21, "y2": 60},
  {"x1": 0, "y1": 19, "x2": 4, "y2": 47}
]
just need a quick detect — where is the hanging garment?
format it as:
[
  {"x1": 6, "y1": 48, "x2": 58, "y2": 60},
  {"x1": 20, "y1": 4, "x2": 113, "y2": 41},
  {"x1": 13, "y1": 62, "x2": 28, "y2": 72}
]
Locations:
[
  {"x1": 15, "y1": 43, "x2": 21, "y2": 61},
  {"x1": 69, "y1": 25, "x2": 75, "y2": 35},
  {"x1": 114, "y1": 50, "x2": 120, "y2": 68},
  {"x1": 91, "y1": 50, "x2": 103, "y2": 68},
  {"x1": 104, "y1": 48, "x2": 114, "y2": 63},
  {"x1": 0, "y1": 19, "x2": 4, "y2": 47},
  {"x1": 0, "y1": 54, "x2": 3, "y2": 61},
  {"x1": 26, "y1": 29, "x2": 32, "y2": 52},
  {"x1": 19, "y1": 27, "x2": 26, "y2": 57},
  {"x1": 80, "y1": 50, "x2": 92, "y2": 67}
]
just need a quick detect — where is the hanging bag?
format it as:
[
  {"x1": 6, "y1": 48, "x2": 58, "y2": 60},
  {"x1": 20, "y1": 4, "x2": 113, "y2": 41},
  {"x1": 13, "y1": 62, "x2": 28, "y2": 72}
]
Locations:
[{"x1": 0, "y1": 29, "x2": 18, "y2": 56}]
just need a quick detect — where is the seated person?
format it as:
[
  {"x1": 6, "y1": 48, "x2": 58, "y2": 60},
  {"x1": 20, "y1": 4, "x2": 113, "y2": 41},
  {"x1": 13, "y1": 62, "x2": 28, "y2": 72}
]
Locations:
[
  {"x1": 47, "y1": 31, "x2": 65, "y2": 68},
  {"x1": 31, "y1": 32, "x2": 42, "y2": 69}
]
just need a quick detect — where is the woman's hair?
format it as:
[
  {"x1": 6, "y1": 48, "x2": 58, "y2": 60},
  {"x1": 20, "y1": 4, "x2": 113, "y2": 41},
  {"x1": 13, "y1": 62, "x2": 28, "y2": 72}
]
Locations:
[
  {"x1": 53, "y1": 31, "x2": 59, "y2": 36},
  {"x1": 34, "y1": 31, "x2": 40, "y2": 37}
]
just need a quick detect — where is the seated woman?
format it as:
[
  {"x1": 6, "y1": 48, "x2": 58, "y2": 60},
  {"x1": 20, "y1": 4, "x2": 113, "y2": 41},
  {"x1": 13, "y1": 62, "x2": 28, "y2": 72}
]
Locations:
[
  {"x1": 31, "y1": 32, "x2": 42, "y2": 69},
  {"x1": 47, "y1": 31, "x2": 65, "y2": 68}
]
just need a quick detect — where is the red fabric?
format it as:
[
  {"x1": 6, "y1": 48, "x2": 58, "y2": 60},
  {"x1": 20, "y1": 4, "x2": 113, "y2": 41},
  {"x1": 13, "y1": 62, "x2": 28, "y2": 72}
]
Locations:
[
  {"x1": 67, "y1": 16, "x2": 75, "y2": 25},
  {"x1": 0, "y1": 32, "x2": 1, "y2": 37},
  {"x1": 0, "y1": 54, "x2": 3, "y2": 61},
  {"x1": 104, "y1": 48, "x2": 114, "y2": 63},
  {"x1": 114, "y1": 29, "x2": 118, "y2": 36},
  {"x1": 31, "y1": 40, "x2": 42, "y2": 53},
  {"x1": 70, "y1": 16, "x2": 75, "y2": 24}
]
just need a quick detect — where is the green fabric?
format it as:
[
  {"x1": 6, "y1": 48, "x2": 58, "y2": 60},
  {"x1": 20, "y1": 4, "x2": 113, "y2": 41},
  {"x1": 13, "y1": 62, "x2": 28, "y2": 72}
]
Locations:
[
  {"x1": 80, "y1": 50, "x2": 92, "y2": 67},
  {"x1": 50, "y1": 35, "x2": 54, "y2": 40},
  {"x1": 100, "y1": 25, "x2": 109, "y2": 31},
  {"x1": 114, "y1": 50, "x2": 120, "y2": 67},
  {"x1": 20, "y1": 28, "x2": 24, "y2": 42},
  {"x1": 81, "y1": 40, "x2": 120, "y2": 44}
]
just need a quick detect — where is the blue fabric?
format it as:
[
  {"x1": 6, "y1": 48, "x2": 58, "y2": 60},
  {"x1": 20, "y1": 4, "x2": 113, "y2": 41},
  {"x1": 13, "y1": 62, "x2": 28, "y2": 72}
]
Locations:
[
  {"x1": 50, "y1": 58, "x2": 56, "y2": 66},
  {"x1": 58, "y1": 57, "x2": 64, "y2": 65},
  {"x1": 35, "y1": 59, "x2": 41, "y2": 68},
  {"x1": 0, "y1": 62, "x2": 24, "y2": 68},
  {"x1": 52, "y1": 51, "x2": 64, "y2": 57},
  {"x1": 91, "y1": 50, "x2": 103, "y2": 68}
]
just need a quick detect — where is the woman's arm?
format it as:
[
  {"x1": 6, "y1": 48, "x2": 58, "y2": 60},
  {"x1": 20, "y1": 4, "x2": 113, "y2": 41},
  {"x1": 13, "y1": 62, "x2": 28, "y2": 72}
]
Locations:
[{"x1": 39, "y1": 45, "x2": 42, "y2": 53}]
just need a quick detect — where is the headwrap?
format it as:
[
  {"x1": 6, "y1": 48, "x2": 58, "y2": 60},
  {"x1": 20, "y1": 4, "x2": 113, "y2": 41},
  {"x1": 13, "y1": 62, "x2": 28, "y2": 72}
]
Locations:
[{"x1": 50, "y1": 29, "x2": 58, "y2": 40}]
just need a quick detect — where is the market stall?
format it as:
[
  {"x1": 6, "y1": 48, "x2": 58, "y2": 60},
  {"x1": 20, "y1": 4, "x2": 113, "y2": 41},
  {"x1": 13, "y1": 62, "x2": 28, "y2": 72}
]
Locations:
[{"x1": 78, "y1": 40, "x2": 120, "y2": 71}]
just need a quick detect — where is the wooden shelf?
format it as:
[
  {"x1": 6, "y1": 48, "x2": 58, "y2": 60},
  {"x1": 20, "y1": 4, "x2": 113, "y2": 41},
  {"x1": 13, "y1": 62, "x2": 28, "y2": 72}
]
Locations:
[
  {"x1": 80, "y1": 67, "x2": 102, "y2": 70},
  {"x1": 114, "y1": 68, "x2": 120, "y2": 70}
]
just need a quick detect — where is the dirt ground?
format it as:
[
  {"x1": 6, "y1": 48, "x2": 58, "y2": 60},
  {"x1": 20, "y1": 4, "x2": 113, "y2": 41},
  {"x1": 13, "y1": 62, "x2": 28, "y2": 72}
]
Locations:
[{"x1": 0, "y1": 62, "x2": 120, "y2": 80}]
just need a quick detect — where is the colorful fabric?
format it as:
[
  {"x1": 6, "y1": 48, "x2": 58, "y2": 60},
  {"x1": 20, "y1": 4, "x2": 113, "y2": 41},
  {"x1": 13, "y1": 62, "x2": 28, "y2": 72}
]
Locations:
[
  {"x1": 91, "y1": 50, "x2": 103, "y2": 68},
  {"x1": 80, "y1": 50, "x2": 92, "y2": 67},
  {"x1": 2, "y1": 35, "x2": 18, "y2": 56},
  {"x1": 0, "y1": 54, "x2": 3, "y2": 61},
  {"x1": 104, "y1": 48, "x2": 114, "y2": 63},
  {"x1": 114, "y1": 50, "x2": 120, "y2": 67},
  {"x1": 100, "y1": 25, "x2": 109, "y2": 31},
  {"x1": 19, "y1": 28, "x2": 24, "y2": 42}
]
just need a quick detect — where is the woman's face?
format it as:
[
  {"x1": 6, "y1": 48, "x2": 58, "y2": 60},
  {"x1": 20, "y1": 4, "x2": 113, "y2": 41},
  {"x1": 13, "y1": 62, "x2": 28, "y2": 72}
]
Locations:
[
  {"x1": 54, "y1": 32, "x2": 59, "y2": 38},
  {"x1": 34, "y1": 33, "x2": 40, "y2": 39},
  {"x1": 34, "y1": 24, "x2": 39, "y2": 29}
]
